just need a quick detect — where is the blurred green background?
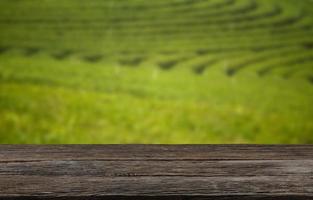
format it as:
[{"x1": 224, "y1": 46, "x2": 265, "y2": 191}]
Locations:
[{"x1": 0, "y1": 0, "x2": 312, "y2": 144}]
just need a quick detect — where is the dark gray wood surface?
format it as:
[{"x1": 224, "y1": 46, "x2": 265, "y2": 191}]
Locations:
[{"x1": 0, "y1": 145, "x2": 312, "y2": 200}]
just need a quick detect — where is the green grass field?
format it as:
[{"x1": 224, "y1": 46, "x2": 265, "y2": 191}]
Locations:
[{"x1": 0, "y1": 0, "x2": 313, "y2": 143}]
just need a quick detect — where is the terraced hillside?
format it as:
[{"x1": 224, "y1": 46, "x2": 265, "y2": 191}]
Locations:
[{"x1": 0, "y1": 0, "x2": 312, "y2": 143}]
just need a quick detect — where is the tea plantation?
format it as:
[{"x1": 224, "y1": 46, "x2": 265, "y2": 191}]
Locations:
[{"x1": 0, "y1": 0, "x2": 312, "y2": 143}]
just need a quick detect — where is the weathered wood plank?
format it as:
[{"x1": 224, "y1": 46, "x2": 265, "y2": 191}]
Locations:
[
  {"x1": 0, "y1": 145, "x2": 312, "y2": 161},
  {"x1": 0, "y1": 145, "x2": 312, "y2": 199}
]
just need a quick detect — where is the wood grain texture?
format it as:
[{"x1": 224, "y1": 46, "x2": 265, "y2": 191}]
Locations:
[{"x1": 0, "y1": 145, "x2": 312, "y2": 200}]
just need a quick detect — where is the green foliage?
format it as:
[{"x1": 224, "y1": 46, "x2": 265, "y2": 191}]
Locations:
[{"x1": 0, "y1": 0, "x2": 312, "y2": 143}]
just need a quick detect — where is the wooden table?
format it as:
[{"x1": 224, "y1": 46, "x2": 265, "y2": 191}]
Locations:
[{"x1": 0, "y1": 145, "x2": 312, "y2": 199}]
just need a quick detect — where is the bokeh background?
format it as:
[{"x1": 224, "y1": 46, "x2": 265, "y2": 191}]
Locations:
[{"x1": 0, "y1": 0, "x2": 312, "y2": 144}]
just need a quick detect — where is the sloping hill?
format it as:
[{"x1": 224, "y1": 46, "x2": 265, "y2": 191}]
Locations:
[{"x1": 0, "y1": 0, "x2": 312, "y2": 143}]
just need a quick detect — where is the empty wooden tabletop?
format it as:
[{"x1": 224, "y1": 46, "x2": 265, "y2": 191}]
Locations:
[{"x1": 0, "y1": 145, "x2": 312, "y2": 199}]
